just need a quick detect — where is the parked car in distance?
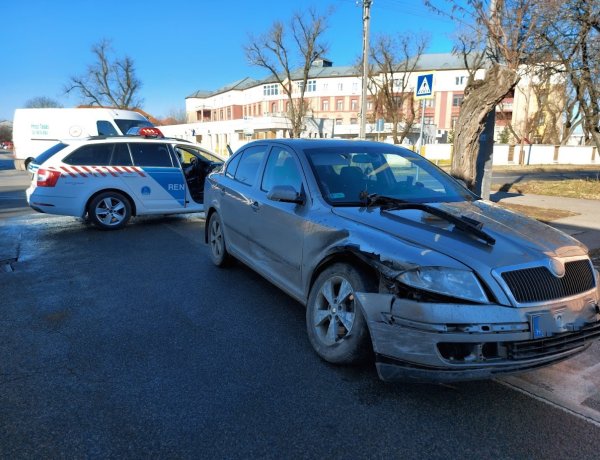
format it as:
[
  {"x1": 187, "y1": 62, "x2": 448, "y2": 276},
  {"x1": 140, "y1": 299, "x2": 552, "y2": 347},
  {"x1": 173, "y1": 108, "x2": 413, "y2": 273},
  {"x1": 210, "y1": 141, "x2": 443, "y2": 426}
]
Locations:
[
  {"x1": 26, "y1": 128, "x2": 223, "y2": 229},
  {"x1": 203, "y1": 139, "x2": 600, "y2": 382}
]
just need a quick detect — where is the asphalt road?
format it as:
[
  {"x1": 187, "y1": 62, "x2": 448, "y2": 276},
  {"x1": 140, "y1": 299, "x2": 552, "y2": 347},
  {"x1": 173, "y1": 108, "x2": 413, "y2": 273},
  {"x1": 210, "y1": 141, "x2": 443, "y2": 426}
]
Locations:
[{"x1": 1, "y1": 158, "x2": 599, "y2": 458}]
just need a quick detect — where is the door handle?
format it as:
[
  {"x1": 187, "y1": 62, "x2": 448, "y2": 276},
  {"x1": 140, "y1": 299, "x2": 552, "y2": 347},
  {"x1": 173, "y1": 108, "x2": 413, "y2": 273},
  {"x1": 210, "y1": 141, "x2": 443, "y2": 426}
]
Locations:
[{"x1": 250, "y1": 201, "x2": 260, "y2": 211}]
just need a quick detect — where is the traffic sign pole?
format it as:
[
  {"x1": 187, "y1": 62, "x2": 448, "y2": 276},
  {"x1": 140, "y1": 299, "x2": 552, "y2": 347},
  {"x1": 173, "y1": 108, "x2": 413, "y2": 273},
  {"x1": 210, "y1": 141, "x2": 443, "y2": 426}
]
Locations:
[{"x1": 417, "y1": 99, "x2": 425, "y2": 154}]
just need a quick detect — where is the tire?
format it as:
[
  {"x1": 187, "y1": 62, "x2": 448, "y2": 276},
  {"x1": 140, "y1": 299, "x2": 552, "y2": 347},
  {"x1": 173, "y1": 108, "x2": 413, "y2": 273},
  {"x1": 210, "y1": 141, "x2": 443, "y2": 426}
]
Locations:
[
  {"x1": 208, "y1": 212, "x2": 231, "y2": 267},
  {"x1": 306, "y1": 263, "x2": 374, "y2": 364},
  {"x1": 88, "y1": 191, "x2": 132, "y2": 230}
]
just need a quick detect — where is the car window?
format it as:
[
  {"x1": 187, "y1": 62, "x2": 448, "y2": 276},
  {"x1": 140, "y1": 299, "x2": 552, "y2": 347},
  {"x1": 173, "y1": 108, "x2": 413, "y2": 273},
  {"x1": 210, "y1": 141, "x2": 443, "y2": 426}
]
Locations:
[
  {"x1": 96, "y1": 120, "x2": 119, "y2": 136},
  {"x1": 63, "y1": 143, "x2": 114, "y2": 166},
  {"x1": 225, "y1": 153, "x2": 242, "y2": 179},
  {"x1": 110, "y1": 143, "x2": 133, "y2": 166},
  {"x1": 177, "y1": 146, "x2": 222, "y2": 164},
  {"x1": 261, "y1": 148, "x2": 302, "y2": 193},
  {"x1": 234, "y1": 146, "x2": 267, "y2": 186},
  {"x1": 306, "y1": 146, "x2": 473, "y2": 204},
  {"x1": 129, "y1": 143, "x2": 174, "y2": 167},
  {"x1": 34, "y1": 142, "x2": 69, "y2": 165}
]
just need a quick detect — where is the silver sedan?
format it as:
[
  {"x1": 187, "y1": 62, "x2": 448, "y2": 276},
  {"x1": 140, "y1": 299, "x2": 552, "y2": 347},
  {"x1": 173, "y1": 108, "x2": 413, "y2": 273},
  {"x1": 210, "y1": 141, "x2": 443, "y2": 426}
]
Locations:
[{"x1": 203, "y1": 139, "x2": 600, "y2": 382}]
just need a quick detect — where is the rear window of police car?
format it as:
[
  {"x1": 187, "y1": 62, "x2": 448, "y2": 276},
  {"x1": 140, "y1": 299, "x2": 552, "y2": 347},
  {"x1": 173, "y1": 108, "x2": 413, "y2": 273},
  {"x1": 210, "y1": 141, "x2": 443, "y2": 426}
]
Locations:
[{"x1": 34, "y1": 143, "x2": 69, "y2": 165}]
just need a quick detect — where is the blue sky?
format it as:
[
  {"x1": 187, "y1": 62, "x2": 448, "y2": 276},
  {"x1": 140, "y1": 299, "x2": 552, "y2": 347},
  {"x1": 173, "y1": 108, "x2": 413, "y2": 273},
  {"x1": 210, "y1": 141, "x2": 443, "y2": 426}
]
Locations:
[{"x1": 0, "y1": 0, "x2": 457, "y2": 121}]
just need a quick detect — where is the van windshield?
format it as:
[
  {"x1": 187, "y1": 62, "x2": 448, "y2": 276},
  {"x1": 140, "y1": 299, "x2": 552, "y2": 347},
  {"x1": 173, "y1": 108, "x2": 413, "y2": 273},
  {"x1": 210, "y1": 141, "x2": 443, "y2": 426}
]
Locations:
[
  {"x1": 34, "y1": 143, "x2": 69, "y2": 165},
  {"x1": 114, "y1": 119, "x2": 153, "y2": 135}
]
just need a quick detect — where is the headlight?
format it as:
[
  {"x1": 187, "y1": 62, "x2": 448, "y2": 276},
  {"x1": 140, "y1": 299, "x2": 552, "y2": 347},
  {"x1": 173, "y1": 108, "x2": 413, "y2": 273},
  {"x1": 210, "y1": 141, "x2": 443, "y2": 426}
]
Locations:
[{"x1": 397, "y1": 267, "x2": 488, "y2": 303}]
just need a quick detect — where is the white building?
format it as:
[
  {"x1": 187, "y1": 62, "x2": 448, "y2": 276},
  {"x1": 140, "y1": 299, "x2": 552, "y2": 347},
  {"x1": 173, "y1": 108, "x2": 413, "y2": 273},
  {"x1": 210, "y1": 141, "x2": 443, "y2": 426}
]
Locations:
[{"x1": 161, "y1": 54, "x2": 557, "y2": 157}]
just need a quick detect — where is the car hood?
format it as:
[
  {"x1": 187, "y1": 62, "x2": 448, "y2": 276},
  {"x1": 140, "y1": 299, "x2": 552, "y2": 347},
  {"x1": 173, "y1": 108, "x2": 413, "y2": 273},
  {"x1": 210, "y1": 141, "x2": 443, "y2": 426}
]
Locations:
[{"x1": 331, "y1": 200, "x2": 587, "y2": 272}]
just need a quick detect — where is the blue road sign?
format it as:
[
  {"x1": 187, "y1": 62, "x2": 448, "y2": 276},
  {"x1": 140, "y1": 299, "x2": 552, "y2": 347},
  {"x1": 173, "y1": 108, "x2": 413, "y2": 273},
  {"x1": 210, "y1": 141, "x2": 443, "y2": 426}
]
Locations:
[{"x1": 415, "y1": 73, "x2": 434, "y2": 99}]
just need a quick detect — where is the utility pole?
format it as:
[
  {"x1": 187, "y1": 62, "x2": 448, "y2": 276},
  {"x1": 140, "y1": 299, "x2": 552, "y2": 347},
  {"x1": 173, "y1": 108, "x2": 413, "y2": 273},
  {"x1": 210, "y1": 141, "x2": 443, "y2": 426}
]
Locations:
[{"x1": 359, "y1": 0, "x2": 372, "y2": 140}]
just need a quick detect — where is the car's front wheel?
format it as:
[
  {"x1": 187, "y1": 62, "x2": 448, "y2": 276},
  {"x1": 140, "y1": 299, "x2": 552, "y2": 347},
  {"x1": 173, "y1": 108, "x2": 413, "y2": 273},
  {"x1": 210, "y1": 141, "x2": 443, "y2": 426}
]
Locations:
[
  {"x1": 88, "y1": 191, "x2": 132, "y2": 230},
  {"x1": 306, "y1": 263, "x2": 374, "y2": 364}
]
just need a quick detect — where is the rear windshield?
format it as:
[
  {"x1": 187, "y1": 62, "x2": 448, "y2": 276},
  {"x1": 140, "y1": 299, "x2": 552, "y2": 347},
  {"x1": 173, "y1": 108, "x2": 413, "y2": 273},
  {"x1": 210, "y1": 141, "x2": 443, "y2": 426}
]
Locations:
[
  {"x1": 34, "y1": 143, "x2": 69, "y2": 165},
  {"x1": 114, "y1": 119, "x2": 153, "y2": 135}
]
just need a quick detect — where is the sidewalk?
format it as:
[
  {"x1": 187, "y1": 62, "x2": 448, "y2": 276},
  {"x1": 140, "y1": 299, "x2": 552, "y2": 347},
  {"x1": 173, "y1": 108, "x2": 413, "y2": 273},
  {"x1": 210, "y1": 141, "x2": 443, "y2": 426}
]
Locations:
[
  {"x1": 492, "y1": 192, "x2": 600, "y2": 425},
  {"x1": 491, "y1": 192, "x2": 600, "y2": 251}
]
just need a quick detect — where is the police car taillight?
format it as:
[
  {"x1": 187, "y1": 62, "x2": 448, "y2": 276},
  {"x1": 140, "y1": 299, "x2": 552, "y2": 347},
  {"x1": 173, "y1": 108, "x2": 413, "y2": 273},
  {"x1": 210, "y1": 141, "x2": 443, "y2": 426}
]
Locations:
[
  {"x1": 138, "y1": 127, "x2": 164, "y2": 138},
  {"x1": 37, "y1": 168, "x2": 61, "y2": 187}
]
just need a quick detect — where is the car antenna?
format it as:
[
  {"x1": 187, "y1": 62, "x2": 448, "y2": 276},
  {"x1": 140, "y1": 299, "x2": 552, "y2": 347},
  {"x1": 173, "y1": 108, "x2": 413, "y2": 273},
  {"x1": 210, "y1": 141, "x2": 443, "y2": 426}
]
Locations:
[{"x1": 226, "y1": 144, "x2": 234, "y2": 157}]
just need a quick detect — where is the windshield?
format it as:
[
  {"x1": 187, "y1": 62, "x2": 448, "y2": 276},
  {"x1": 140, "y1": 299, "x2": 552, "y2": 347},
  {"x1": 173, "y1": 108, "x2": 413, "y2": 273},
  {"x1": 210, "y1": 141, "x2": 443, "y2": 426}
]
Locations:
[
  {"x1": 304, "y1": 145, "x2": 475, "y2": 205},
  {"x1": 114, "y1": 119, "x2": 153, "y2": 135},
  {"x1": 33, "y1": 142, "x2": 69, "y2": 165}
]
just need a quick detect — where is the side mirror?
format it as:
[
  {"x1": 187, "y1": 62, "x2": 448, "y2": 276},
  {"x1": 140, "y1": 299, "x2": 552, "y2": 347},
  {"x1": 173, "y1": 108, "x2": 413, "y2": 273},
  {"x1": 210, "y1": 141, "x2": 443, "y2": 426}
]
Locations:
[{"x1": 267, "y1": 185, "x2": 305, "y2": 204}]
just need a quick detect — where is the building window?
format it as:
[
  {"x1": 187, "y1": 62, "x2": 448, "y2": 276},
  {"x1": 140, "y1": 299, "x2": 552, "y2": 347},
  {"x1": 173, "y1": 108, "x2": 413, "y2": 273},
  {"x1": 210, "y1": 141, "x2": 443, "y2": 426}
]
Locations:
[
  {"x1": 271, "y1": 102, "x2": 277, "y2": 113},
  {"x1": 336, "y1": 99, "x2": 344, "y2": 111},
  {"x1": 451, "y1": 116, "x2": 459, "y2": 128},
  {"x1": 263, "y1": 84, "x2": 279, "y2": 96},
  {"x1": 322, "y1": 83, "x2": 329, "y2": 91},
  {"x1": 322, "y1": 99, "x2": 329, "y2": 111},
  {"x1": 424, "y1": 98, "x2": 435, "y2": 108},
  {"x1": 337, "y1": 83, "x2": 344, "y2": 91},
  {"x1": 350, "y1": 118, "x2": 358, "y2": 125},
  {"x1": 352, "y1": 82, "x2": 358, "y2": 92},
  {"x1": 452, "y1": 95, "x2": 464, "y2": 107},
  {"x1": 227, "y1": 107, "x2": 231, "y2": 119},
  {"x1": 350, "y1": 99, "x2": 358, "y2": 111},
  {"x1": 455, "y1": 76, "x2": 466, "y2": 86},
  {"x1": 335, "y1": 118, "x2": 343, "y2": 125},
  {"x1": 367, "y1": 101, "x2": 373, "y2": 110},
  {"x1": 424, "y1": 116, "x2": 434, "y2": 125},
  {"x1": 307, "y1": 80, "x2": 316, "y2": 92}
]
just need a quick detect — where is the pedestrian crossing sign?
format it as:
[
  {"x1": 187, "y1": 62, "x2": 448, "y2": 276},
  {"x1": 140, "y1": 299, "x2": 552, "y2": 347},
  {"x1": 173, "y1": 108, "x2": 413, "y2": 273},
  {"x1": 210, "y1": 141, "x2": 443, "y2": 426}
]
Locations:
[{"x1": 415, "y1": 73, "x2": 434, "y2": 99}]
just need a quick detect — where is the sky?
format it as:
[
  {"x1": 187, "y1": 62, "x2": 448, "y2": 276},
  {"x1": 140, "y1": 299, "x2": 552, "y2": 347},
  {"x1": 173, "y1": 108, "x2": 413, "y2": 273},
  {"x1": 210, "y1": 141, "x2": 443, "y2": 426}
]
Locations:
[{"x1": 0, "y1": 0, "x2": 458, "y2": 121}]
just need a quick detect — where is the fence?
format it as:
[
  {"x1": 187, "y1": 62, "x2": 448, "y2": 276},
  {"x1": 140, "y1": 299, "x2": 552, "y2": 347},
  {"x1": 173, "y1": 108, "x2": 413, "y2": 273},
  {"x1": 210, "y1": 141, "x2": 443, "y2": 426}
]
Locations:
[{"x1": 420, "y1": 144, "x2": 598, "y2": 166}]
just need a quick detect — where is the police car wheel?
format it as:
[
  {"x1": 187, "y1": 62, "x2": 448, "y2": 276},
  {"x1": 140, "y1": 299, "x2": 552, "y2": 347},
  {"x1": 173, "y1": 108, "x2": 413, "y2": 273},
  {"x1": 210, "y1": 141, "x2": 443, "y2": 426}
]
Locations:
[
  {"x1": 208, "y1": 212, "x2": 231, "y2": 267},
  {"x1": 89, "y1": 191, "x2": 132, "y2": 230}
]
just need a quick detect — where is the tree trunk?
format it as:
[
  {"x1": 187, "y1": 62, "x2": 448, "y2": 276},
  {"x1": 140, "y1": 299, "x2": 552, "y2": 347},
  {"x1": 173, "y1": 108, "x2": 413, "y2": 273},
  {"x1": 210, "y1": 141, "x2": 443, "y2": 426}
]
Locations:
[{"x1": 451, "y1": 65, "x2": 519, "y2": 189}]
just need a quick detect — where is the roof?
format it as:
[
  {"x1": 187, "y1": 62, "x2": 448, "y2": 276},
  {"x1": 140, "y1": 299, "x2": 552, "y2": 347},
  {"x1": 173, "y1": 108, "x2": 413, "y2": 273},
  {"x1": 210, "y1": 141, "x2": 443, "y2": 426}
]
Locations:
[{"x1": 187, "y1": 53, "x2": 472, "y2": 100}]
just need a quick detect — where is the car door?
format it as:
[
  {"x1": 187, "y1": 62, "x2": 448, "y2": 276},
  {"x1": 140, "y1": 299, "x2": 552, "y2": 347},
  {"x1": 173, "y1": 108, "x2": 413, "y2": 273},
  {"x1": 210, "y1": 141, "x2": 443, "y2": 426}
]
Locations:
[
  {"x1": 218, "y1": 144, "x2": 268, "y2": 260},
  {"x1": 248, "y1": 146, "x2": 306, "y2": 297},
  {"x1": 125, "y1": 142, "x2": 187, "y2": 212},
  {"x1": 174, "y1": 144, "x2": 222, "y2": 206}
]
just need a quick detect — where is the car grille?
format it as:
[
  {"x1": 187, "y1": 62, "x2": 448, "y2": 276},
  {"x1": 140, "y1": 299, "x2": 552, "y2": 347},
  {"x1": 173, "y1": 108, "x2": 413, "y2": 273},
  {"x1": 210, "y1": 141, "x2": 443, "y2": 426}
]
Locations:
[
  {"x1": 507, "y1": 321, "x2": 600, "y2": 360},
  {"x1": 501, "y1": 259, "x2": 596, "y2": 304}
]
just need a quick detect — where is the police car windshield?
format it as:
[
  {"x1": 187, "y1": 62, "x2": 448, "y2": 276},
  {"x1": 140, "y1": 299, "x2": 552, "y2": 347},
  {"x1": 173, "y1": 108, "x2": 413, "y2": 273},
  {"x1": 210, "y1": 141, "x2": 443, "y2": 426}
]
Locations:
[
  {"x1": 34, "y1": 143, "x2": 69, "y2": 165},
  {"x1": 115, "y1": 119, "x2": 153, "y2": 135}
]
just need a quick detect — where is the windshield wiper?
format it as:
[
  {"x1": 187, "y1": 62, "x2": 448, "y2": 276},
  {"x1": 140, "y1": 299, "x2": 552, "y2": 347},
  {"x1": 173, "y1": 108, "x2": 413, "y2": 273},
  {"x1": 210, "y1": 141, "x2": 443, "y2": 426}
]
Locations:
[{"x1": 363, "y1": 193, "x2": 496, "y2": 246}]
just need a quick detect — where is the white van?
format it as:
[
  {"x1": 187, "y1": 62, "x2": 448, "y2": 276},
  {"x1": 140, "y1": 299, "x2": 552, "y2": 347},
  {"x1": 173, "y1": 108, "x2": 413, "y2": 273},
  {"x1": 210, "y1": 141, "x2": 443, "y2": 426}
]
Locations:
[{"x1": 12, "y1": 108, "x2": 153, "y2": 170}]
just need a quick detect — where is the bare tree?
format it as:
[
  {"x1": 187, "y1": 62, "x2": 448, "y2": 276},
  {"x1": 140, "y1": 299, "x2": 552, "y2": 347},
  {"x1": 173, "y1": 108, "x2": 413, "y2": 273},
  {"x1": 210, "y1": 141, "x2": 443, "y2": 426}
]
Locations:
[
  {"x1": 24, "y1": 96, "x2": 64, "y2": 108},
  {"x1": 64, "y1": 39, "x2": 143, "y2": 109},
  {"x1": 245, "y1": 8, "x2": 329, "y2": 138},
  {"x1": 536, "y1": 0, "x2": 600, "y2": 150},
  {"x1": 0, "y1": 125, "x2": 12, "y2": 143},
  {"x1": 368, "y1": 33, "x2": 429, "y2": 144},
  {"x1": 426, "y1": 0, "x2": 542, "y2": 189}
]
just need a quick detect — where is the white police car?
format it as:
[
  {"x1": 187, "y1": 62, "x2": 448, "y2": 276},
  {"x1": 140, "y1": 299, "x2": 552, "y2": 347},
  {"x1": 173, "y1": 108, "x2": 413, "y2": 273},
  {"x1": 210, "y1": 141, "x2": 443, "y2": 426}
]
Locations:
[{"x1": 26, "y1": 127, "x2": 224, "y2": 229}]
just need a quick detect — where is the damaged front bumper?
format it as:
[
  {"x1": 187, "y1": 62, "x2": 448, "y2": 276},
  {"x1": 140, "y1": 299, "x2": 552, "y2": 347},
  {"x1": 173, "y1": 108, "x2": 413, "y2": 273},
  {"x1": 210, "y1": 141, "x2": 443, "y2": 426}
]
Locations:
[{"x1": 355, "y1": 292, "x2": 600, "y2": 383}]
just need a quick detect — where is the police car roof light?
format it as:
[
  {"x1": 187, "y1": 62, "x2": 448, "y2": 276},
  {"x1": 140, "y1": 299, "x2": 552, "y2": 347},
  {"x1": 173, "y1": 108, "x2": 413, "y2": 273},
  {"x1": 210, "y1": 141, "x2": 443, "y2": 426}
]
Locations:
[{"x1": 138, "y1": 127, "x2": 164, "y2": 138}]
